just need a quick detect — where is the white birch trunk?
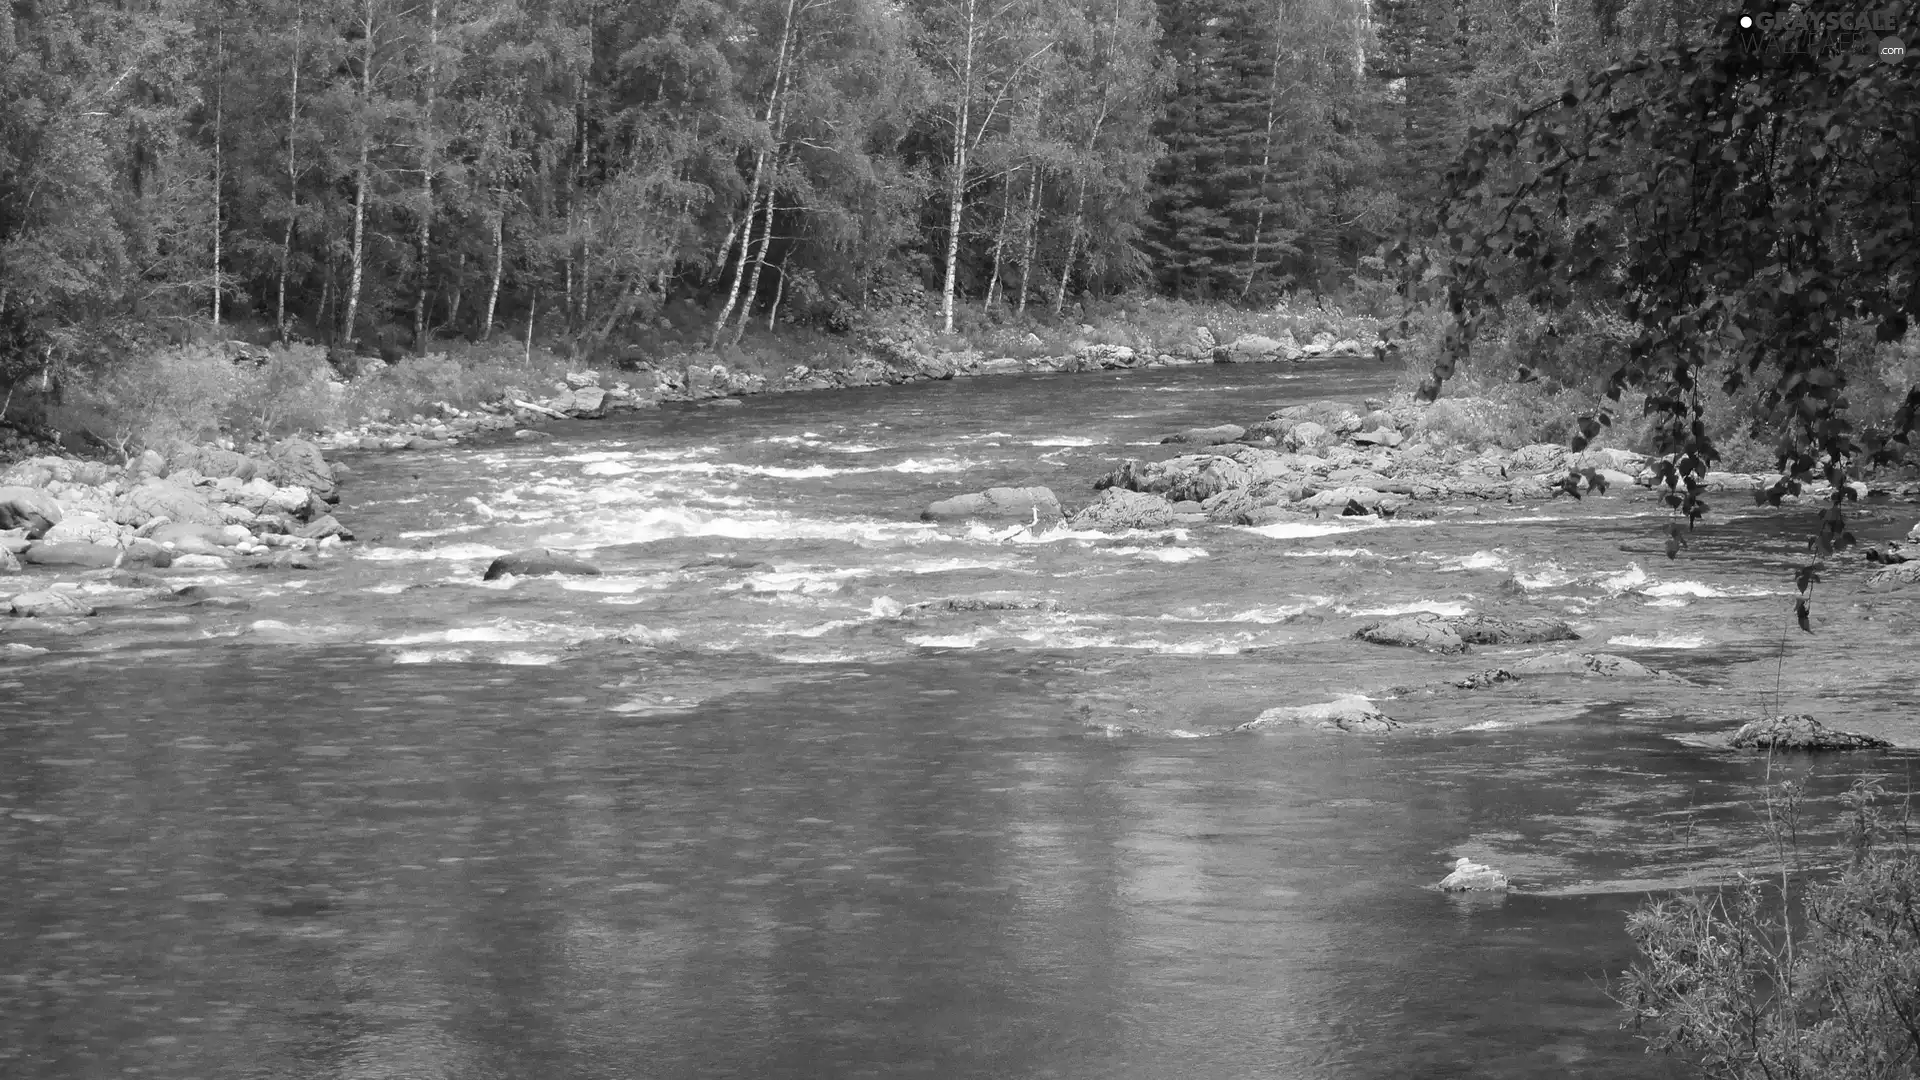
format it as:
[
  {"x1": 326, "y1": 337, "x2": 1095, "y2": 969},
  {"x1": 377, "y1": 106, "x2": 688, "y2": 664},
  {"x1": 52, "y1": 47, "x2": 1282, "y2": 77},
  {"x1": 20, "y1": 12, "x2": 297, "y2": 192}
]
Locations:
[
  {"x1": 342, "y1": 0, "x2": 375, "y2": 346},
  {"x1": 483, "y1": 208, "x2": 503, "y2": 341}
]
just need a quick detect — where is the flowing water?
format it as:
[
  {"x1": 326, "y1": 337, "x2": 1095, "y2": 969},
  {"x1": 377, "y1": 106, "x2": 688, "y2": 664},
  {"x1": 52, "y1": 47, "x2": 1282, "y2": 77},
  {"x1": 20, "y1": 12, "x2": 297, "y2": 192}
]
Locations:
[{"x1": 6, "y1": 360, "x2": 1920, "y2": 1078}]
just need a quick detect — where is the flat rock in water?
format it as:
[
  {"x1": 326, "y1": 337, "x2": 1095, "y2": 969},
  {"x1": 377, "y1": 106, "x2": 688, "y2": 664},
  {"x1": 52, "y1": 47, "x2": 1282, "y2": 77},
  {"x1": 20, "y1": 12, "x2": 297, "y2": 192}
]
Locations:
[
  {"x1": 1438, "y1": 857, "x2": 1509, "y2": 891},
  {"x1": 1728, "y1": 714, "x2": 1890, "y2": 751},
  {"x1": 21, "y1": 542, "x2": 121, "y2": 569},
  {"x1": 482, "y1": 547, "x2": 602, "y2": 581},
  {"x1": 903, "y1": 595, "x2": 1061, "y2": 614},
  {"x1": 1067, "y1": 488, "x2": 1175, "y2": 531},
  {"x1": 1160, "y1": 424, "x2": 1246, "y2": 446},
  {"x1": 922, "y1": 486, "x2": 1063, "y2": 527},
  {"x1": 1868, "y1": 561, "x2": 1920, "y2": 587},
  {"x1": 0, "y1": 546, "x2": 18, "y2": 574},
  {"x1": 1355, "y1": 615, "x2": 1468, "y2": 654},
  {"x1": 116, "y1": 479, "x2": 224, "y2": 528},
  {"x1": 9, "y1": 589, "x2": 94, "y2": 617},
  {"x1": 1234, "y1": 696, "x2": 1400, "y2": 734},
  {"x1": 1451, "y1": 616, "x2": 1579, "y2": 646},
  {"x1": 1509, "y1": 652, "x2": 1665, "y2": 678}
]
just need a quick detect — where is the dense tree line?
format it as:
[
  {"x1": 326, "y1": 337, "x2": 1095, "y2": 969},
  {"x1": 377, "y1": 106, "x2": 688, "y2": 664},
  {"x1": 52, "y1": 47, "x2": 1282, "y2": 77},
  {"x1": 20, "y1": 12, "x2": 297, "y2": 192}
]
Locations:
[{"x1": 0, "y1": 0, "x2": 1708, "y2": 377}]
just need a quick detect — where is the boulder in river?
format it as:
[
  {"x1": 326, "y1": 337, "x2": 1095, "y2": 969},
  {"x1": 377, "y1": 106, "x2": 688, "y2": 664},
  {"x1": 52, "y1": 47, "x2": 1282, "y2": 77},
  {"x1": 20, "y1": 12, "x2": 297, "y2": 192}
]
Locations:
[
  {"x1": 1728, "y1": 714, "x2": 1890, "y2": 751},
  {"x1": 40, "y1": 512, "x2": 123, "y2": 546},
  {"x1": 1438, "y1": 857, "x2": 1509, "y2": 891},
  {"x1": 0, "y1": 546, "x2": 18, "y2": 573},
  {"x1": 1067, "y1": 488, "x2": 1175, "y2": 531},
  {"x1": 0, "y1": 486, "x2": 62, "y2": 537},
  {"x1": 8, "y1": 588, "x2": 93, "y2": 617},
  {"x1": 1509, "y1": 652, "x2": 1665, "y2": 678},
  {"x1": 1354, "y1": 615, "x2": 1468, "y2": 654},
  {"x1": 21, "y1": 542, "x2": 121, "y2": 569},
  {"x1": 266, "y1": 438, "x2": 337, "y2": 501},
  {"x1": 1160, "y1": 424, "x2": 1246, "y2": 446},
  {"x1": 1234, "y1": 695, "x2": 1400, "y2": 734},
  {"x1": 482, "y1": 547, "x2": 604, "y2": 581},
  {"x1": 1451, "y1": 616, "x2": 1579, "y2": 646},
  {"x1": 1867, "y1": 561, "x2": 1920, "y2": 588},
  {"x1": 115, "y1": 479, "x2": 224, "y2": 528},
  {"x1": 922, "y1": 486, "x2": 1063, "y2": 527},
  {"x1": 1095, "y1": 454, "x2": 1254, "y2": 504}
]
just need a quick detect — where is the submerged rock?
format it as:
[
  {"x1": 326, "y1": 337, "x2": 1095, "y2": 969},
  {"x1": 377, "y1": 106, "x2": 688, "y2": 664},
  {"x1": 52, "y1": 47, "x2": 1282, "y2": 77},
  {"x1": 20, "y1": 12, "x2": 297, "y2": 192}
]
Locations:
[
  {"x1": 1509, "y1": 652, "x2": 1664, "y2": 678},
  {"x1": 903, "y1": 596, "x2": 1061, "y2": 614},
  {"x1": 1451, "y1": 616, "x2": 1579, "y2": 646},
  {"x1": 1160, "y1": 423, "x2": 1246, "y2": 446},
  {"x1": 1438, "y1": 857, "x2": 1509, "y2": 892},
  {"x1": 0, "y1": 546, "x2": 17, "y2": 573},
  {"x1": 8, "y1": 589, "x2": 94, "y2": 617},
  {"x1": 21, "y1": 542, "x2": 121, "y2": 569},
  {"x1": 481, "y1": 547, "x2": 603, "y2": 581},
  {"x1": 1355, "y1": 615, "x2": 1467, "y2": 654},
  {"x1": 1067, "y1": 488, "x2": 1175, "y2": 531},
  {"x1": 1095, "y1": 454, "x2": 1254, "y2": 503},
  {"x1": 922, "y1": 486, "x2": 1063, "y2": 527},
  {"x1": 1234, "y1": 695, "x2": 1400, "y2": 734},
  {"x1": 1728, "y1": 714, "x2": 1890, "y2": 751}
]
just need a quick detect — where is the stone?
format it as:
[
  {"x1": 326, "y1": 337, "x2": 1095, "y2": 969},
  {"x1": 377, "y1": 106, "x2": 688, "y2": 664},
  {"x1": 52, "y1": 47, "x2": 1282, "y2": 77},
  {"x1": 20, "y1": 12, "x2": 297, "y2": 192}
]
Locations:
[
  {"x1": 297, "y1": 514, "x2": 353, "y2": 541},
  {"x1": 565, "y1": 370, "x2": 600, "y2": 388},
  {"x1": 266, "y1": 439, "x2": 337, "y2": 500},
  {"x1": 1192, "y1": 326, "x2": 1216, "y2": 352},
  {"x1": 1223, "y1": 333, "x2": 1290, "y2": 360},
  {"x1": 8, "y1": 589, "x2": 93, "y2": 617},
  {"x1": 1067, "y1": 489, "x2": 1176, "y2": 531},
  {"x1": 21, "y1": 542, "x2": 121, "y2": 569},
  {"x1": 1867, "y1": 561, "x2": 1920, "y2": 588},
  {"x1": 1350, "y1": 428, "x2": 1403, "y2": 448},
  {"x1": 513, "y1": 429, "x2": 553, "y2": 442},
  {"x1": 1509, "y1": 652, "x2": 1663, "y2": 678},
  {"x1": 1450, "y1": 616, "x2": 1579, "y2": 646},
  {"x1": 149, "y1": 522, "x2": 231, "y2": 555},
  {"x1": 1728, "y1": 714, "x2": 1890, "y2": 751},
  {"x1": 559, "y1": 385, "x2": 608, "y2": 417},
  {"x1": 169, "y1": 445, "x2": 260, "y2": 481},
  {"x1": 1234, "y1": 695, "x2": 1400, "y2": 734},
  {"x1": 481, "y1": 547, "x2": 603, "y2": 581},
  {"x1": 903, "y1": 596, "x2": 1061, "y2": 615},
  {"x1": 0, "y1": 546, "x2": 17, "y2": 573},
  {"x1": 265, "y1": 486, "x2": 311, "y2": 516},
  {"x1": 40, "y1": 512, "x2": 123, "y2": 546},
  {"x1": 1095, "y1": 455, "x2": 1254, "y2": 504},
  {"x1": 1160, "y1": 424, "x2": 1246, "y2": 446},
  {"x1": 1355, "y1": 615, "x2": 1467, "y2": 654},
  {"x1": 121, "y1": 539, "x2": 174, "y2": 568},
  {"x1": 0, "y1": 486, "x2": 63, "y2": 537},
  {"x1": 115, "y1": 479, "x2": 224, "y2": 528},
  {"x1": 1438, "y1": 857, "x2": 1509, "y2": 891},
  {"x1": 922, "y1": 486, "x2": 1064, "y2": 527}
]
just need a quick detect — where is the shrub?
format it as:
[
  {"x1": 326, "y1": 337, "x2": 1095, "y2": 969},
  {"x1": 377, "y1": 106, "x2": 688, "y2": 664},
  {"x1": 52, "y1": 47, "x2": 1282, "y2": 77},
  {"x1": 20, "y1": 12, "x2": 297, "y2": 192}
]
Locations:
[
  {"x1": 1620, "y1": 779, "x2": 1920, "y2": 1080},
  {"x1": 54, "y1": 344, "x2": 242, "y2": 459}
]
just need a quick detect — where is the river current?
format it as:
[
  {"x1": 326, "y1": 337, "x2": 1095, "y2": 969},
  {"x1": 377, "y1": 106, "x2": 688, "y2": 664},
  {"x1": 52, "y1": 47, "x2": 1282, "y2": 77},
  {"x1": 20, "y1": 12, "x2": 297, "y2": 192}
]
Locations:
[{"x1": 5, "y1": 359, "x2": 1919, "y2": 1078}]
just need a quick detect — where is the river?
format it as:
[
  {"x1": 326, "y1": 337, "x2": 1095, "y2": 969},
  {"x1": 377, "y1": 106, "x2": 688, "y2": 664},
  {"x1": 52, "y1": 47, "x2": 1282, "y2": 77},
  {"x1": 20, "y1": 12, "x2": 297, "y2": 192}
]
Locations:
[{"x1": 5, "y1": 358, "x2": 1918, "y2": 1078}]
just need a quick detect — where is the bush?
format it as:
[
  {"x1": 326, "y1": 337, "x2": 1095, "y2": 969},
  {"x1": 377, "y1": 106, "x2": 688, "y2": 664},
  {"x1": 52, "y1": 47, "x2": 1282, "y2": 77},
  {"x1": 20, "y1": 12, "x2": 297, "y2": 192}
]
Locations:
[
  {"x1": 1620, "y1": 779, "x2": 1920, "y2": 1080},
  {"x1": 53, "y1": 344, "x2": 242, "y2": 459}
]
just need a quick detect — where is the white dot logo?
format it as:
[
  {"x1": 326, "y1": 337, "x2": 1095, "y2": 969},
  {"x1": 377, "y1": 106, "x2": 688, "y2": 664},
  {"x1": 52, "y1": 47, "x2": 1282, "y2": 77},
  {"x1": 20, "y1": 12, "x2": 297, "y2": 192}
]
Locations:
[{"x1": 1740, "y1": 14, "x2": 1753, "y2": 28}]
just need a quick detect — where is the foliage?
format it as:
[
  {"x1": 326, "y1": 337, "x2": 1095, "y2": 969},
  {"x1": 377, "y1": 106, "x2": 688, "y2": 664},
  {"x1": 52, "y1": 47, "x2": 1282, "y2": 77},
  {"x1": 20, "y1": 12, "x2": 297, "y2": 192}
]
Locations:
[{"x1": 1621, "y1": 779, "x2": 1920, "y2": 1080}]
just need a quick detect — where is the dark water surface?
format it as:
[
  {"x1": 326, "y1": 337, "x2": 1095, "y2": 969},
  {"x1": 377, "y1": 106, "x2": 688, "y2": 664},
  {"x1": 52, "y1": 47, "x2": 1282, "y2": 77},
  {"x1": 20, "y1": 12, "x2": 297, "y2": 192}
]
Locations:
[{"x1": 5, "y1": 361, "x2": 1920, "y2": 1078}]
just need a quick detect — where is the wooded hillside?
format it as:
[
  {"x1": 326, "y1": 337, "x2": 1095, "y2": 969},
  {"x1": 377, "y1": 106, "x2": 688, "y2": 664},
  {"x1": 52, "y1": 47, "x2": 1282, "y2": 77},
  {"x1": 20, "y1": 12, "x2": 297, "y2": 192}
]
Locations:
[{"x1": 0, "y1": 0, "x2": 1711, "y2": 377}]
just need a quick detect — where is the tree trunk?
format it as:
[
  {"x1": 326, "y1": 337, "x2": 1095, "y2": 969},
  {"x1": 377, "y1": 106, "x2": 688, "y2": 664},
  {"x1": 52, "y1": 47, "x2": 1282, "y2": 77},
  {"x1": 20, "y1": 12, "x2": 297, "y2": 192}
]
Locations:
[
  {"x1": 767, "y1": 258, "x2": 787, "y2": 331},
  {"x1": 483, "y1": 208, "x2": 503, "y2": 341},
  {"x1": 939, "y1": 0, "x2": 976, "y2": 335},
  {"x1": 984, "y1": 167, "x2": 1015, "y2": 309},
  {"x1": 276, "y1": 0, "x2": 302, "y2": 343},
  {"x1": 342, "y1": 0, "x2": 375, "y2": 346},
  {"x1": 413, "y1": 0, "x2": 439, "y2": 354},
  {"x1": 211, "y1": 21, "x2": 224, "y2": 326},
  {"x1": 711, "y1": 0, "x2": 798, "y2": 346},
  {"x1": 1016, "y1": 169, "x2": 1040, "y2": 317},
  {"x1": 1052, "y1": 173, "x2": 1087, "y2": 318},
  {"x1": 443, "y1": 250, "x2": 465, "y2": 335},
  {"x1": 1242, "y1": 23, "x2": 1283, "y2": 302},
  {"x1": 524, "y1": 290, "x2": 536, "y2": 364}
]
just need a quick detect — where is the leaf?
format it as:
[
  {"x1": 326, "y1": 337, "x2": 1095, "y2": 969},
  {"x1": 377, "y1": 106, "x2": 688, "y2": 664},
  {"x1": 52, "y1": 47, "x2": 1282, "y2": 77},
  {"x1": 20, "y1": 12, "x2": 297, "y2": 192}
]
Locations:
[
  {"x1": 1664, "y1": 534, "x2": 1681, "y2": 560},
  {"x1": 1796, "y1": 596, "x2": 1812, "y2": 633},
  {"x1": 1794, "y1": 565, "x2": 1820, "y2": 592}
]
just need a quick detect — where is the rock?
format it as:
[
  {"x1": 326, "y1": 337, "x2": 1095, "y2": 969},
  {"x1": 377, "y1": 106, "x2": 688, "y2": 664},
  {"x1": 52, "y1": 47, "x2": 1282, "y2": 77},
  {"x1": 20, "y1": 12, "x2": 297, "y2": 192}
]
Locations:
[
  {"x1": 403, "y1": 436, "x2": 445, "y2": 451},
  {"x1": 1451, "y1": 669, "x2": 1519, "y2": 690},
  {"x1": 0, "y1": 486, "x2": 63, "y2": 538},
  {"x1": 1355, "y1": 615, "x2": 1467, "y2": 654},
  {"x1": 1451, "y1": 616, "x2": 1580, "y2": 646},
  {"x1": 1350, "y1": 428, "x2": 1403, "y2": 448},
  {"x1": 169, "y1": 445, "x2": 260, "y2": 481},
  {"x1": 1509, "y1": 652, "x2": 1663, "y2": 678},
  {"x1": 903, "y1": 595, "x2": 1061, "y2": 614},
  {"x1": 922, "y1": 486, "x2": 1063, "y2": 527},
  {"x1": 1867, "y1": 561, "x2": 1920, "y2": 588},
  {"x1": 239, "y1": 550, "x2": 322, "y2": 571},
  {"x1": 1067, "y1": 489, "x2": 1176, "y2": 531},
  {"x1": 1081, "y1": 344, "x2": 1139, "y2": 369},
  {"x1": 148, "y1": 522, "x2": 231, "y2": 555},
  {"x1": 115, "y1": 479, "x2": 224, "y2": 528},
  {"x1": 297, "y1": 514, "x2": 353, "y2": 541},
  {"x1": 8, "y1": 589, "x2": 93, "y2": 617},
  {"x1": 121, "y1": 539, "x2": 174, "y2": 568},
  {"x1": 1160, "y1": 424, "x2": 1246, "y2": 446},
  {"x1": 1298, "y1": 486, "x2": 1404, "y2": 513},
  {"x1": 1192, "y1": 326, "x2": 1216, "y2": 352},
  {"x1": 1438, "y1": 857, "x2": 1509, "y2": 892},
  {"x1": 557, "y1": 385, "x2": 608, "y2": 417},
  {"x1": 1223, "y1": 333, "x2": 1292, "y2": 360},
  {"x1": 1267, "y1": 400, "x2": 1363, "y2": 434},
  {"x1": 1510, "y1": 444, "x2": 1568, "y2": 473},
  {"x1": 266, "y1": 439, "x2": 337, "y2": 500},
  {"x1": 40, "y1": 512, "x2": 123, "y2": 546},
  {"x1": 1234, "y1": 695, "x2": 1400, "y2": 734},
  {"x1": 1095, "y1": 455, "x2": 1254, "y2": 503},
  {"x1": 1284, "y1": 421, "x2": 1331, "y2": 451},
  {"x1": 0, "y1": 529, "x2": 27, "y2": 554},
  {"x1": 481, "y1": 547, "x2": 603, "y2": 581},
  {"x1": 0, "y1": 546, "x2": 17, "y2": 573},
  {"x1": 1728, "y1": 714, "x2": 1890, "y2": 751},
  {"x1": 22, "y1": 542, "x2": 122, "y2": 568},
  {"x1": 564, "y1": 370, "x2": 600, "y2": 389}
]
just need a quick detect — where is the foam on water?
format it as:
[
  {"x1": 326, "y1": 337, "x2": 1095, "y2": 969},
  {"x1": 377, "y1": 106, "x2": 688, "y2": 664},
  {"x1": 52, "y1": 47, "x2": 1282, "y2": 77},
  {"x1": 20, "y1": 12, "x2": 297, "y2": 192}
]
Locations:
[
  {"x1": 1239, "y1": 519, "x2": 1433, "y2": 540},
  {"x1": 1029, "y1": 435, "x2": 1099, "y2": 447},
  {"x1": 372, "y1": 619, "x2": 600, "y2": 646},
  {"x1": 572, "y1": 506, "x2": 937, "y2": 546},
  {"x1": 1640, "y1": 580, "x2": 1780, "y2": 599},
  {"x1": 357, "y1": 542, "x2": 510, "y2": 563},
  {"x1": 1608, "y1": 632, "x2": 1712, "y2": 649},
  {"x1": 1340, "y1": 600, "x2": 1473, "y2": 618}
]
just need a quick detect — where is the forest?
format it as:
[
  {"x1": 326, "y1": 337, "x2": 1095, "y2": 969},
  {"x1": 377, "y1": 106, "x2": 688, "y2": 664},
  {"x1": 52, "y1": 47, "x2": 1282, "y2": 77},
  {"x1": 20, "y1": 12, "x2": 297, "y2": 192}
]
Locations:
[{"x1": 0, "y1": 0, "x2": 1725, "y2": 381}]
